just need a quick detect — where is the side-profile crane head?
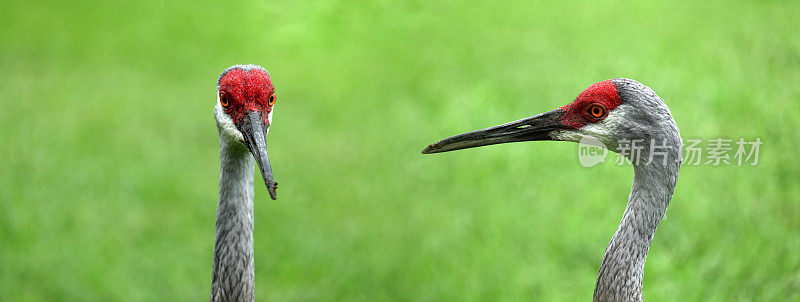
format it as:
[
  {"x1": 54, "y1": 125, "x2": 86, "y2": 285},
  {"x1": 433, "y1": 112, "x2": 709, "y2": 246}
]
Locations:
[
  {"x1": 215, "y1": 64, "x2": 278, "y2": 199},
  {"x1": 422, "y1": 78, "x2": 679, "y2": 158}
]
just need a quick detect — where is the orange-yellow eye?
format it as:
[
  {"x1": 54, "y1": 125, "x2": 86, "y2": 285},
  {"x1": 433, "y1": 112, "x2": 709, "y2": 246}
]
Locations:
[
  {"x1": 588, "y1": 104, "x2": 605, "y2": 119},
  {"x1": 219, "y1": 92, "x2": 230, "y2": 107},
  {"x1": 268, "y1": 94, "x2": 276, "y2": 106}
]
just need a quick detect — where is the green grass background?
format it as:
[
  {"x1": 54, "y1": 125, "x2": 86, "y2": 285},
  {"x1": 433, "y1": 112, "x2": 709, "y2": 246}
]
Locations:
[{"x1": 2, "y1": 0, "x2": 799, "y2": 300}]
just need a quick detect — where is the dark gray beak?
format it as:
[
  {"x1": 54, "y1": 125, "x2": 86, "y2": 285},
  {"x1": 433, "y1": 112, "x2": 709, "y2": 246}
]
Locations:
[
  {"x1": 237, "y1": 111, "x2": 277, "y2": 200},
  {"x1": 422, "y1": 108, "x2": 565, "y2": 154}
]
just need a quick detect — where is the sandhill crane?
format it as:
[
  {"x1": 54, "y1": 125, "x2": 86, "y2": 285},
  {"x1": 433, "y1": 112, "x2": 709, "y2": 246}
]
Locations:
[
  {"x1": 422, "y1": 78, "x2": 681, "y2": 302},
  {"x1": 211, "y1": 64, "x2": 278, "y2": 302}
]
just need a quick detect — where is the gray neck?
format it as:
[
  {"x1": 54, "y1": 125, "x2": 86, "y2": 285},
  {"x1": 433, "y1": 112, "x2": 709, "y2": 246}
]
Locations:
[
  {"x1": 593, "y1": 134, "x2": 681, "y2": 302},
  {"x1": 210, "y1": 134, "x2": 256, "y2": 302}
]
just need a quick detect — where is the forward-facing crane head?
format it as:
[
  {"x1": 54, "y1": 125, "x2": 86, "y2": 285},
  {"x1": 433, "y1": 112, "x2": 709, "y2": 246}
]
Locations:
[{"x1": 215, "y1": 64, "x2": 278, "y2": 200}]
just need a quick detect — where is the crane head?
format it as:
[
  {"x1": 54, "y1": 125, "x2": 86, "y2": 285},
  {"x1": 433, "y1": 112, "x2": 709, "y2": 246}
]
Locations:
[
  {"x1": 215, "y1": 64, "x2": 278, "y2": 200},
  {"x1": 422, "y1": 78, "x2": 678, "y2": 156}
]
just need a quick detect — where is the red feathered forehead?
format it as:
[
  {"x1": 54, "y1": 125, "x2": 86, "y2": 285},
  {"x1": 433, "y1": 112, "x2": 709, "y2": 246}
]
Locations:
[
  {"x1": 559, "y1": 80, "x2": 621, "y2": 129},
  {"x1": 218, "y1": 68, "x2": 275, "y2": 123}
]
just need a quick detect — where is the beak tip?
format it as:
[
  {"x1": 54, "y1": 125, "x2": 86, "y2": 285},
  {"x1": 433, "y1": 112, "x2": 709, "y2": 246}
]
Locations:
[
  {"x1": 421, "y1": 143, "x2": 438, "y2": 154},
  {"x1": 268, "y1": 182, "x2": 278, "y2": 200}
]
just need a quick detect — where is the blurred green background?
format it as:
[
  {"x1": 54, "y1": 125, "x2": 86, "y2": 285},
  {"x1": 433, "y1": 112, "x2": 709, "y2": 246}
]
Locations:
[{"x1": 2, "y1": 0, "x2": 799, "y2": 300}]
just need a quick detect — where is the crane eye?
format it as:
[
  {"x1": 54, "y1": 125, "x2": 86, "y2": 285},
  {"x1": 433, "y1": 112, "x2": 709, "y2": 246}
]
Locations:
[
  {"x1": 268, "y1": 94, "x2": 276, "y2": 106},
  {"x1": 587, "y1": 104, "x2": 606, "y2": 119},
  {"x1": 219, "y1": 92, "x2": 231, "y2": 108}
]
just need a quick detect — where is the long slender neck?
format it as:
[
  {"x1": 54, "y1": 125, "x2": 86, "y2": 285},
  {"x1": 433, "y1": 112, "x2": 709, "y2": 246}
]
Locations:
[
  {"x1": 593, "y1": 138, "x2": 681, "y2": 302},
  {"x1": 211, "y1": 134, "x2": 256, "y2": 302}
]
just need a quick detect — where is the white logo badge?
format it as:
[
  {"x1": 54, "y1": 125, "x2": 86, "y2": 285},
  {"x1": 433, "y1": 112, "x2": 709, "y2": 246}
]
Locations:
[{"x1": 578, "y1": 136, "x2": 608, "y2": 167}]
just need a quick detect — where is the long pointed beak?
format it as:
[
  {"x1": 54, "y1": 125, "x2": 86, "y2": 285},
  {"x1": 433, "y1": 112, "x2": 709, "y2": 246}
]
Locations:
[
  {"x1": 422, "y1": 108, "x2": 565, "y2": 154},
  {"x1": 238, "y1": 111, "x2": 278, "y2": 200}
]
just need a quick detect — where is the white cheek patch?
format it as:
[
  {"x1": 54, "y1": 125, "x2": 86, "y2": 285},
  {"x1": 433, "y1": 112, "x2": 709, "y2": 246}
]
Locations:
[
  {"x1": 581, "y1": 108, "x2": 625, "y2": 137},
  {"x1": 214, "y1": 97, "x2": 244, "y2": 142}
]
